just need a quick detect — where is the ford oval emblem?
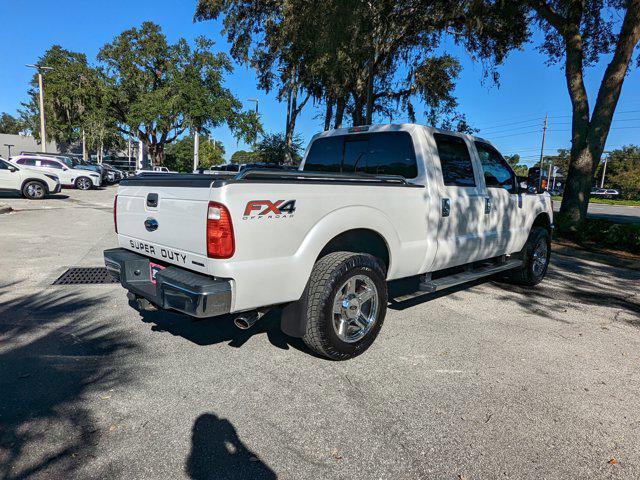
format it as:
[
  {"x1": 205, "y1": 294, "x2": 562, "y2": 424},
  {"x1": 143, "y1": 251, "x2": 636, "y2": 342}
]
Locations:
[{"x1": 144, "y1": 217, "x2": 159, "y2": 232}]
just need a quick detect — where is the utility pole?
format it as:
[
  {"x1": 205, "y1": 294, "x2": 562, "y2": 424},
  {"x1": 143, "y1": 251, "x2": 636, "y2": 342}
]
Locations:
[
  {"x1": 546, "y1": 158, "x2": 554, "y2": 193},
  {"x1": 26, "y1": 64, "x2": 53, "y2": 152},
  {"x1": 82, "y1": 128, "x2": 87, "y2": 161},
  {"x1": 600, "y1": 155, "x2": 608, "y2": 189},
  {"x1": 193, "y1": 128, "x2": 200, "y2": 172},
  {"x1": 4, "y1": 144, "x2": 14, "y2": 158},
  {"x1": 538, "y1": 114, "x2": 548, "y2": 191}
]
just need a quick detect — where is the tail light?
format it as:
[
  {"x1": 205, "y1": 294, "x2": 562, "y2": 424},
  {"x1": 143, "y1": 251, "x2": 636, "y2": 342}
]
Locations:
[
  {"x1": 207, "y1": 202, "x2": 234, "y2": 258},
  {"x1": 113, "y1": 195, "x2": 118, "y2": 233}
]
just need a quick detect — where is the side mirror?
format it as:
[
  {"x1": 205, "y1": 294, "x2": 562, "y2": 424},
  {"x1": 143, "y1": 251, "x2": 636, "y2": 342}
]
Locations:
[
  {"x1": 62, "y1": 167, "x2": 69, "y2": 171},
  {"x1": 8, "y1": 166, "x2": 17, "y2": 172}
]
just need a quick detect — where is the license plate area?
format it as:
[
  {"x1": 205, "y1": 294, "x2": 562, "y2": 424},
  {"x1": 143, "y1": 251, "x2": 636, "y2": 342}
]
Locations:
[{"x1": 149, "y1": 262, "x2": 166, "y2": 285}]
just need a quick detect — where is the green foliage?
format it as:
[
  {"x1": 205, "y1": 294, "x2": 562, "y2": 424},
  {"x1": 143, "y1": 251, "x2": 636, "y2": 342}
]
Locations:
[
  {"x1": 165, "y1": 136, "x2": 225, "y2": 172},
  {"x1": 230, "y1": 150, "x2": 259, "y2": 164},
  {"x1": 504, "y1": 154, "x2": 529, "y2": 176},
  {"x1": 97, "y1": 21, "x2": 260, "y2": 164},
  {"x1": 195, "y1": 1, "x2": 528, "y2": 130},
  {"x1": 0, "y1": 113, "x2": 25, "y2": 134},
  {"x1": 602, "y1": 146, "x2": 640, "y2": 200},
  {"x1": 19, "y1": 46, "x2": 100, "y2": 147},
  {"x1": 556, "y1": 217, "x2": 640, "y2": 254},
  {"x1": 255, "y1": 132, "x2": 303, "y2": 165}
]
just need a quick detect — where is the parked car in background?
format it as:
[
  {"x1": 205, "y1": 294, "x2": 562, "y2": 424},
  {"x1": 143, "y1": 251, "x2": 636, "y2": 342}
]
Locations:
[
  {"x1": 590, "y1": 188, "x2": 620, "y2": 199},
  {"x1": 19, "y1": 152, "x2": 106, "y2": 187},
  {"x1": 136, "y1": 166, "x2": 177, "y2": 175},
  {"x1": 11, "y1": 155, "x2": 101, "y2": 190},
  {"x1": 0, "y1": 157, "x2": 61, "y2": 199},
  {"x1": 101, "y1": 164, "x2": 125, "y2": 183}
]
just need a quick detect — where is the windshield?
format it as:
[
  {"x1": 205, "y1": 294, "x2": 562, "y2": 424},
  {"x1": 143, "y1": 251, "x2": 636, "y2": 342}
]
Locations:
[{"x1": 56, "y1": 156, "x2": 76, "y2": 168}]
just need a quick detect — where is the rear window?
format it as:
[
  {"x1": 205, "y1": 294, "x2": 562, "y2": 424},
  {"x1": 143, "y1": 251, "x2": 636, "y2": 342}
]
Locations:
[
  {"x1": 433, "y1": 133, "x2": 476, "y2": 187},
  {"x1": 17, "y1": 158, "x2": 36, "y2": 166},
  {"x1": 304, "y1": 131, "x2": 418, "y2": 178}
]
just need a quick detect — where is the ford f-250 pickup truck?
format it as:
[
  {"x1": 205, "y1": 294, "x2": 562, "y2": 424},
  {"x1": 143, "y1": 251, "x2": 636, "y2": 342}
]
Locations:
[{"x1": 104, "y1": 124, "x2": 553, "y2": 360}]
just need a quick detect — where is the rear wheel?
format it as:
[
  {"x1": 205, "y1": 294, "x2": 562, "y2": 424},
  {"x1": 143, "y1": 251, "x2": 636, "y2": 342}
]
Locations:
[
  {"x1": 22, "y1": 180, "x2": 46, "y2": 200},
  {"x1": 301, "y1": 251, "x2": 387, "y2": 360},
  {"x1": 506, "y1": 226, "x2": 551, "y2": 286},
  {"x1": 75, "y1": 176, "x2": 93, "y2": 190}
]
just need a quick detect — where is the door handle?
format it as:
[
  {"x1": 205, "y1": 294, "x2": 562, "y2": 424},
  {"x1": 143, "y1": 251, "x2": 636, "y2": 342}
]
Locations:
[
  {"x1": 484, "y1": 197, "x2": 492, "y2": 214},
  {"x1": 442, "y1": 198, "x2": 450, "y2": 217}
]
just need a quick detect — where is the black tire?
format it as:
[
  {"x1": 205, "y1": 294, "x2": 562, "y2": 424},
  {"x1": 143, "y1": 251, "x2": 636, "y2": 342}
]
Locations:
[
  {"x1": 22, "y1": 180, "x2": 47, "y2": 200},
  {"x1": 75, "y1": 176, "x2": 93, "y2": 190},
  {"x1": 506, "y1": 226, "x2": 551, "y2": 286},
  {"x1": 301, "y1": 251, "x2": 387, "y2": 360}
]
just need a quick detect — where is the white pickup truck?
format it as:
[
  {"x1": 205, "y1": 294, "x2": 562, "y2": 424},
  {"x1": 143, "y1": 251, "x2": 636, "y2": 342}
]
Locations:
[{"x1": 105, "y1": 124, "x2": 553, "y2": 360}]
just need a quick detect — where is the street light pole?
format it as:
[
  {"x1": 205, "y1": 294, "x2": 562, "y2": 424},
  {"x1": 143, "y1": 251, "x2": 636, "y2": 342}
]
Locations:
[
  {"x1": 537, "y1": 114, "x2": 549, "y2": 191},
  {"x1": 4, "y1": 144, "x2": 15, "y2": 158},
  {"x1": 26, "y1": 64, "x2": 53, "y2": 152}
]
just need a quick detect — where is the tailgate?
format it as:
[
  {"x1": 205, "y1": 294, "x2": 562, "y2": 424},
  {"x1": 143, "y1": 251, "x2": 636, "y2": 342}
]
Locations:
[{"x1": 116, "y1": 182, "x2": 211, "y2": 273}]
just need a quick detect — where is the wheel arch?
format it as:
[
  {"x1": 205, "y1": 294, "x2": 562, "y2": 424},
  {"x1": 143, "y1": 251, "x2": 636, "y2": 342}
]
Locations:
[
  {"x1": 316, "y1": 228, "x2": 391, "y2": 273},
  {"x1": 21, "y1": 178, "x2": 49, "y2": 194},
  {"x1": 531, "y1": 212, "x2": 552, "y2": 233}
]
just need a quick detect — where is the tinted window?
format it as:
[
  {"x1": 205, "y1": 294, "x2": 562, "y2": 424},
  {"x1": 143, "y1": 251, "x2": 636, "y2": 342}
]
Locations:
[
  {"x1": 304, "y1": 132, "x2": 418, "y2": 178},
  {"x1": 17, "y1": 158, "x2": 36, "y2": 166},
  {"x1": 0, "y1": 160, "x2": 10, "y2": 170},
  {"x1": 433, "y1": 133, "x2": 475, "y2": 187},
  {"x1": 475, "y1": 142, "x2": 516, "y2": 192},
  {"x1": 42, "y1": 159, "x2": 63, "y2": 169}
]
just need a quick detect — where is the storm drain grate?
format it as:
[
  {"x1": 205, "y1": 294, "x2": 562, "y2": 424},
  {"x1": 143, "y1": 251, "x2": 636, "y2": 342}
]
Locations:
[{"x1": 52, "y1": 267, "x2": 119, "y2": 285}]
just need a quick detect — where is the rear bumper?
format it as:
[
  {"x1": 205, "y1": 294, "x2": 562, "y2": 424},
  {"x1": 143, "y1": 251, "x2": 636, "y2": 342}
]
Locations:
[{"x1": 104, "y1": 248, "x2": 232, "y2": 318}]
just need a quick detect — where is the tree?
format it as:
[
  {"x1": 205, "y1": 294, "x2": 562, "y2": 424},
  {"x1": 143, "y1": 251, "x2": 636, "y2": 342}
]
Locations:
[
  {"x1": 603, "y1": 145, "x2": 640, "y2": 199},
  {"x1": 0, "y1": 113, "x2": 24, "y2": 134},
  {"x1": 505, "y1": 154, "x2": 529, "y2": 176},
  {"x1": 165, "y1": 136, "x2": 225, "y2": 172},
  {"x1": 19, "y1": 46, "x2": 99, "y2": 149},
  {"x1": 527, "y1": 0, "x2": 640, "y2": 227},
  {"x1": 255, "y1": 132, "x2": 303, "y2": 165},
  {"x1": 97, "y1": 22, "x2": 259, "y2": 165},
  {"x1": 230, "y1": 150, "x2": 259, "y2": 164}
]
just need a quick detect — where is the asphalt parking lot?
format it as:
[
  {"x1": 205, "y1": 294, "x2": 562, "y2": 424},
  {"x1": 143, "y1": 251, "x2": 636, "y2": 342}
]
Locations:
[{"x1": 1, "y1": 187, "x2": 639, "y2": 480}]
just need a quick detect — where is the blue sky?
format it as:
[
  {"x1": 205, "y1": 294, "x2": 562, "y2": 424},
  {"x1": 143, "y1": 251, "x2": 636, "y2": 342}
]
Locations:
[{"x1": 1, "y1": 0, "x2": 639, "y2": 165}]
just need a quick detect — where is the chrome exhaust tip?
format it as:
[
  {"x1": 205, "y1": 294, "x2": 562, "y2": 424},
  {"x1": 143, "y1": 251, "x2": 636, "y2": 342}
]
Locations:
[{"x1": 233, "y1": 309, "x2": 268, "y2": 330}]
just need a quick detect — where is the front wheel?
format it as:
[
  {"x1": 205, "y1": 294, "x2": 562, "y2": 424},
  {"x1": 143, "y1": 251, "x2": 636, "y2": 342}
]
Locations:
[
  {"x1": 75, "y1": 177, "x2": 93, "y2": 190},
  {"x1": 22, "y1": 180, "x2": 46, "y2": 200},
  {"x1": 506, "y1": 226, "x2": 551, "y2": 286},
  {"x1": 301, "y1": 251, "x2": 387, "y2": 360}
]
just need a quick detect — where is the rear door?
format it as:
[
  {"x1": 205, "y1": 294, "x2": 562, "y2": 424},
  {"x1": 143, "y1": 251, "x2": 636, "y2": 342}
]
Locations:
[{"x1": 429, "y1": 132, "x2": 487, "y2": 270}]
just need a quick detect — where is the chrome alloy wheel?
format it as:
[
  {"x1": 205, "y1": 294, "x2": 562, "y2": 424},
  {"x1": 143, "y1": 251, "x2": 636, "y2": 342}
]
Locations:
[
  {"x1": 532, "y1": 238, "x2": 549, "y2": 277},
  {"x1": 26, "y1": 182, "x2": 45, "y2": 199},
  {"x1": 77, "y1": 177, "x2": 92, "y2": 190},
  {"x1": 332, "y1": 274, "x2": 379, "y2": 343}
]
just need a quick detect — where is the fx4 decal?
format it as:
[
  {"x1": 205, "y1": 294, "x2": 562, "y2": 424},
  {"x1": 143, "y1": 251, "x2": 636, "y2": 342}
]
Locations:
[{"x1": 243, "y1": 200, "x2": 296, "y2": 219}]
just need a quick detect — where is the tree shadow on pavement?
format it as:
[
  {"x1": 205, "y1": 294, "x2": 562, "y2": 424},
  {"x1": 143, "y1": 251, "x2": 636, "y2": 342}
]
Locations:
[
  {"x1": 492, "y1": 252, "x2": 640, "y2": 326},
  {"x1": 185, "y1": 413, "x2": 276, "y2": 480},
  {"x1": 137, "y1": 307, "x2": 311, "y2": 354},
  {"x1": 0, "y1": 289, "x2": 140, "y2": 480}
]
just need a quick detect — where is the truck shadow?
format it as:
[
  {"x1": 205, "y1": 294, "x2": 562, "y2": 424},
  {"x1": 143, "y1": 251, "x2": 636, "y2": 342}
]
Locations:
[
  {"x1": 185, "y1": 413, "x2": 276, "y2": 480},
  {"x1": 137, "y1": 307, "x2": 312, "y2": 354}
]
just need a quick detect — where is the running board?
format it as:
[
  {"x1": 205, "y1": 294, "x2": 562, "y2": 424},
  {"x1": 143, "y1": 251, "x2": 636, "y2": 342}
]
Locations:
[{"x1": 419, "y1": 259, "x2": 523, "y2": 293}]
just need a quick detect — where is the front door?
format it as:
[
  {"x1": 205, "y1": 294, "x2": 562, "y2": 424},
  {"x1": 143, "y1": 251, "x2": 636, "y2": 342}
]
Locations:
[
  {"x1": 473, "y1": 142, "x2": 521, "y2": 257},
  {"x1": 429, "y1": 132, "x2": 487, "y2": 270},
  {"x1": 0, "y1": 159, "x2": 16, "y2": 190}
]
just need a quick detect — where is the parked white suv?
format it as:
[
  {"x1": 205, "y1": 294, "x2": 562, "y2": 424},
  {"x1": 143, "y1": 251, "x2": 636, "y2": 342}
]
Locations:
[
  {"x1": 0, "y1": 157, "x2": 61, "y2": 199},
  {"x1": 11, "y1": 155, "x2": 102, "y2": 190}
]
